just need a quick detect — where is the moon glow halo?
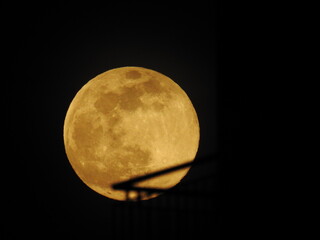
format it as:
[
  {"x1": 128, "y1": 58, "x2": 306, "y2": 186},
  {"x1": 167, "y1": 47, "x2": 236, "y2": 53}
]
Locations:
[{"x1": 63, "y1": 67, "x2": 200, "y2": 201}]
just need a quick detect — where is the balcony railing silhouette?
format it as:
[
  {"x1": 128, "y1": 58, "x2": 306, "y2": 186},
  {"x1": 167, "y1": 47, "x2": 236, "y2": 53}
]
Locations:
[{"x1": 112, "y1": 154, "x2": 219, "y2": 201}]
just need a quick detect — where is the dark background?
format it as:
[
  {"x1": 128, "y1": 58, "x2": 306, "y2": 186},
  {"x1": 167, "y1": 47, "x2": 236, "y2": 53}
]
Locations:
[{"x1": 4, "y1": 1, "x2": 263, "y2": 239}]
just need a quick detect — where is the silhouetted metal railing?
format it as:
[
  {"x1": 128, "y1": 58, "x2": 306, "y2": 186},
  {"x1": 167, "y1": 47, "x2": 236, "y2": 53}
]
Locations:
[
  {"x1": 109, "y1": 154, "x2": 220, "y2": 238},
  {"x1": 112, "y1": 154, "x2": 219, "y2": 201}
]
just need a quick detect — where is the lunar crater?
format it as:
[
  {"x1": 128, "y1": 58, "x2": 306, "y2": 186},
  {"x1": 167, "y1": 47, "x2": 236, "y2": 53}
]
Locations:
[
  {"x1": 72, "y1": 113, "x2": 103, "y2": 150},
  {"x1": 94, "y1": 92, "x2": 120, "y2": 115},
  {"x1": 125, "y1": 70, "x2": 141, "y2": 79}
]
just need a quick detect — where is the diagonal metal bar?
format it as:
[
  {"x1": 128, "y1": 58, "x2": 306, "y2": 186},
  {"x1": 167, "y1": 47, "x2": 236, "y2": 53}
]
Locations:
[{"x1": 112, "y1": 154, "x2": 218, "y2": 192}]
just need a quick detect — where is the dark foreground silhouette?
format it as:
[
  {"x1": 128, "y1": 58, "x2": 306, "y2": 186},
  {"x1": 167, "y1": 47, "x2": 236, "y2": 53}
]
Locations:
[{"x1": 112, "y1": 154, "x2": 219, "y2": 201}]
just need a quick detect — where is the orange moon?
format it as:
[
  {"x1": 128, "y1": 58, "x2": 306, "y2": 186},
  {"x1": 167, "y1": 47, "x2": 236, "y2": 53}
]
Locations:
[{"x1": 63, "y1": 67, "x2": 200, "y2": 201}]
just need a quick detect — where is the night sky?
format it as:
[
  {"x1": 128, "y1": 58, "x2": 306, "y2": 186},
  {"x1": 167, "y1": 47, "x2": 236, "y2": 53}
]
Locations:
[{"x1": 5, "y1": 1, "x2": 263, "y2": 239}]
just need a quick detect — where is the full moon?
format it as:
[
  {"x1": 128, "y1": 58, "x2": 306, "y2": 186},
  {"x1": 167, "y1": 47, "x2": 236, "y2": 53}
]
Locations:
[{"x1": 63, "y1": 67, "x2": 200, "y2": 201}]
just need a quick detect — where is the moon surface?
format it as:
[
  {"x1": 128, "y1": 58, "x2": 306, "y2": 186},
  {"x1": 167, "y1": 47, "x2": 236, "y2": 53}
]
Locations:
[{"x1": 63, "y1": 67, "x2": 200, "y2": 201}]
